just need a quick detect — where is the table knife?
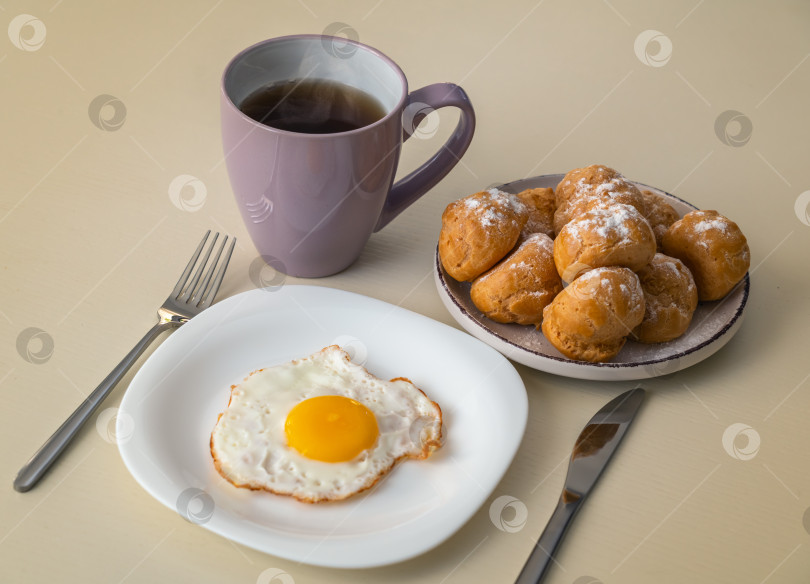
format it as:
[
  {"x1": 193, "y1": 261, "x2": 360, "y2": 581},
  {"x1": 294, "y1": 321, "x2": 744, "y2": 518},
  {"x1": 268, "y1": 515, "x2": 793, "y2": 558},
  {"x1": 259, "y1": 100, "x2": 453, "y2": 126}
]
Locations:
[{"x1": 515, "y1": 387, "x2": 646, "y2": 584}]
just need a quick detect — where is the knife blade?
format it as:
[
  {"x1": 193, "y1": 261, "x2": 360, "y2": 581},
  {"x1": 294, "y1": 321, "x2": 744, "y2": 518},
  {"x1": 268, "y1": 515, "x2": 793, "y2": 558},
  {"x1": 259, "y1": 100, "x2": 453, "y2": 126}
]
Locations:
[{"x1": 515, "y1": 387, "x2": 646, "y2": 584}]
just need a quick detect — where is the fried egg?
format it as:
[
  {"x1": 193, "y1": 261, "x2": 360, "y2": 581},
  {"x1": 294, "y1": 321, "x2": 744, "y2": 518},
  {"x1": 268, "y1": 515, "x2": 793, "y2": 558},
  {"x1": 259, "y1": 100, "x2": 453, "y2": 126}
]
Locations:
[{"x1": 210, "y1": 345, "x2": 443, "y2": 503}]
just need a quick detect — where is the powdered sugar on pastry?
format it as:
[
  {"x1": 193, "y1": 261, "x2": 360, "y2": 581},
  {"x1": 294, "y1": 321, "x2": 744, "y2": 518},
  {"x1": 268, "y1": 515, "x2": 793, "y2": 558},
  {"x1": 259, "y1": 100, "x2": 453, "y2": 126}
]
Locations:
[
  {"x1": 662, "y1": 209, "x2": 749, "y2": 301},
  {"x1": 438, "y1": 189, "x2": 529, "y2": 281},
  {"x1": 470, "y1": 232, "x2": 562, "y2": 326},
  {"x1": 554, "y1": 202, "x2": 656, "y2": 282},
  {"x1": 575, "y1": 266, "x2": 644, "y2": 308}
]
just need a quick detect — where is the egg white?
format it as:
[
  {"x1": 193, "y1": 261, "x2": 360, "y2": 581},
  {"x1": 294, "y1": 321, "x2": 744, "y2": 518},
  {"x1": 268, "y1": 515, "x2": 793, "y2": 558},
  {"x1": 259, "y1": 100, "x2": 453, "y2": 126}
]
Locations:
[{"x1": 210, "y1": 345, "x2": 443, "y2": 502}]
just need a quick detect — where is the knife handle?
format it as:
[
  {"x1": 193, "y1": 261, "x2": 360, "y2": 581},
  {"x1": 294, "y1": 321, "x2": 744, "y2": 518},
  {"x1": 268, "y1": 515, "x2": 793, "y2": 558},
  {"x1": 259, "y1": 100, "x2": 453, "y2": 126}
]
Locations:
[{"x1": 515, "y1": 496, "x2": 582, "y2": 584}]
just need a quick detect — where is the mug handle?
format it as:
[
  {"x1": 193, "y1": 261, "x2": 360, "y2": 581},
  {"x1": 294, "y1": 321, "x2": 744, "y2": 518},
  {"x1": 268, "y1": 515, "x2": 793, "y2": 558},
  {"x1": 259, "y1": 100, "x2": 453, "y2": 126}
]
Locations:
[{"x1": 373, "y1": 83, "x2": 475, "y2": 232}]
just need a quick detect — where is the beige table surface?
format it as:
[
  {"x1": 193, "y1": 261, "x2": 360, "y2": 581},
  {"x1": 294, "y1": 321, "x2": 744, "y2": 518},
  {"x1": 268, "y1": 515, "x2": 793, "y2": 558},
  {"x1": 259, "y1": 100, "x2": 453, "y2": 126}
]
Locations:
[{"x1": 2, "y1": 0, "x2": 810, "y2": 582}]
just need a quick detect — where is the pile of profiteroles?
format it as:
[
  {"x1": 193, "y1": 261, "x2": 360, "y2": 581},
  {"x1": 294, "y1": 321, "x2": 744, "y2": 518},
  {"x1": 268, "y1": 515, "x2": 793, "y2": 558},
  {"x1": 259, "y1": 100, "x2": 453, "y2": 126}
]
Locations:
[{"x1": 438, "y1": 164, "x2": 750, "y2": 363}]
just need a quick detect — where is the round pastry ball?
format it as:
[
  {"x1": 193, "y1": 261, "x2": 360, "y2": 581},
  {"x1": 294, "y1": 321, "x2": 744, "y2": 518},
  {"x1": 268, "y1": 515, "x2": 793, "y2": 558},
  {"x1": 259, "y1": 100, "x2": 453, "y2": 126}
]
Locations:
[
  {"x1": 554, "y1": 164, "x2": 622, "y2": 208},
  {"x1": 516, "y1": 187, "x2": 556, "y2": 239},
  {"x1": 541, "y1": 267, "x2": 645, "y2": 363},
  {"x1": 662, "y1": 210, "x2": 750, "y2": 301},
  {"x1": 553, "y1": 178, "x2": 646, "y2": 235},
  {"x1": 439, "y1": 189, "x2": 528, "y2": 282},
  {"x1": 470, "y1": 233, "x2": 562, "y2": 326},
  {"x1": 641, "y1": 190, "x2": 679, "y2": 250},
  {"x1": 553, "y1": 202, "x2": 656, "y2": 283},
  {"x1": 631, "y1": 253, "x2": 699, "y2": 343}
]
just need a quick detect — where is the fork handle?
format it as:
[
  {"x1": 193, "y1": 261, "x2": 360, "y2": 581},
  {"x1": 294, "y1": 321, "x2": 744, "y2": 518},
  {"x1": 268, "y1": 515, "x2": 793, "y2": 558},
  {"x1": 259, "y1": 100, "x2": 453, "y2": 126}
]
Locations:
[{"x1": 14, "y1": 321, "x2": 179, "y2": 492}]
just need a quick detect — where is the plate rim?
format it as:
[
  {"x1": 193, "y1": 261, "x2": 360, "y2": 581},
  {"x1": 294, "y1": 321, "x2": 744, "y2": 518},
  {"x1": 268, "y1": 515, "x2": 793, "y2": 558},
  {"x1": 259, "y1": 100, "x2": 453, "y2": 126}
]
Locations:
[
  {"x1": 434, "y1": 174, "x2": 750, "y2": 378},
  {"x1": 117, "y1": 284, "x2": 528, "y2": 568}
]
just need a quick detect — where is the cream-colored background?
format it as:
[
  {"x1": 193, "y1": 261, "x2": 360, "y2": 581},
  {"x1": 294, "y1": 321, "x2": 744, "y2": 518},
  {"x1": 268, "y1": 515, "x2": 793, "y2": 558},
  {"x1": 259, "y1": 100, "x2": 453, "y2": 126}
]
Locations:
[{"x1": 2, "y1": 1, "x2": 809, "y2": 582}]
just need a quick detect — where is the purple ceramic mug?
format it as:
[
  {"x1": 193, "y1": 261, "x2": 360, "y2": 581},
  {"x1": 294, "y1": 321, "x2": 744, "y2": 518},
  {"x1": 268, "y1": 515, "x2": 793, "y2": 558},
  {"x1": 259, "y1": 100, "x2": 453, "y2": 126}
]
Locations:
[{"x1": 221, "y1": 34, "x2": 475, "y2": 278}]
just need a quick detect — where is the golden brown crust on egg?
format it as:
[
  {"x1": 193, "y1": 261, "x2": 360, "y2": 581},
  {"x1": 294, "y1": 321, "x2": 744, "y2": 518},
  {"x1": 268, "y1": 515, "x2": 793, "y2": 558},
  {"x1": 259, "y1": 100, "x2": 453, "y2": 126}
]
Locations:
[
  {"x1": 387, "y1": 374, "x2": 444, "y2": 456},
  {"x1": 662, "y1": 210, "x2": 750, "y2": 301},
  {"x1": 210, "y1": 440, "x2": 402, "y2": 504},
  {"x1": 210, "y1": 346, "x2": 443, "y2": 504},
  {"x1": 438, "y1": 190, "x2": 528, "y2": 281}
]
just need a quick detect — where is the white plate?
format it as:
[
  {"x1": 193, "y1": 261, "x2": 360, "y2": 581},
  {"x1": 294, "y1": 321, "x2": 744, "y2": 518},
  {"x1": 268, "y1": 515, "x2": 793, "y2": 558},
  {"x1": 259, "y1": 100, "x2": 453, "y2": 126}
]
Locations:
[
  {"x1": 435, "y1": 174, "x2": 750, "y2": 381},
  {"x1": 117, "y1": 285, "x2": 527, "y2": 568}
]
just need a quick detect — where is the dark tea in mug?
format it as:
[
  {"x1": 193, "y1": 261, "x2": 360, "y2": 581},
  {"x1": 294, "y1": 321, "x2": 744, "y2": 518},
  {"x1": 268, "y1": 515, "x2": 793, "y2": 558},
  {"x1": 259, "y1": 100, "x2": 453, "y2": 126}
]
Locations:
[
  {"x1": 239, "y1": 79, "x2": 386, "y2": 134},
  {"x1": 222, "y1": 34, "x2": 475, "y2": 276}
]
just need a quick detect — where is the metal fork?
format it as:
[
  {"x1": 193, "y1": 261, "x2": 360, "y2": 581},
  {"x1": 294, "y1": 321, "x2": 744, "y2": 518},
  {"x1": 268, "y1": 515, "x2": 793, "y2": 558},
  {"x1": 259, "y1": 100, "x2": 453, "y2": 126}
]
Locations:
[{"x1": 14, "y1": 231, "x2": 236, "y2": 492}]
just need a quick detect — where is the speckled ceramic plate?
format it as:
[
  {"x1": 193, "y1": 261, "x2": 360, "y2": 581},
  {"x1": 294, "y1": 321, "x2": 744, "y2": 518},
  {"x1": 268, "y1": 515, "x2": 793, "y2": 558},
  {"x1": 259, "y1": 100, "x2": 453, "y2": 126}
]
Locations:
[{"x1": 434, "y1": 174, "x2": 750, "y2": 381}]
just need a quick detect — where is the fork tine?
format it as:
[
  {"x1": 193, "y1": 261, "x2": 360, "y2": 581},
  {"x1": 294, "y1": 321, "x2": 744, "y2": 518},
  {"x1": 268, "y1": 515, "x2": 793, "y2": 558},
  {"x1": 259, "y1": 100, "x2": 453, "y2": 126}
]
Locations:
[
  {"x1": 179, "y1": 232, "x2": 219, "y2": 302},
  {"x1": 171, "y1": 230, "x2": 210, "y2": 297},
  {"x1": 199, "y1": 236, "x2": 236, "y2": 310},
  {"x1": 193, "y1": 235, "x2": 228, "y2": 305}
]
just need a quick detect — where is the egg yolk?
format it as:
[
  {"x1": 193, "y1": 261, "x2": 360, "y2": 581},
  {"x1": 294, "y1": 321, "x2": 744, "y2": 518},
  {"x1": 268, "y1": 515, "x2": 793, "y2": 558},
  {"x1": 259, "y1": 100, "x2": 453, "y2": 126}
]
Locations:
[{"x1": 284, "y1": 395, "x2": 379, "y2": 463}]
